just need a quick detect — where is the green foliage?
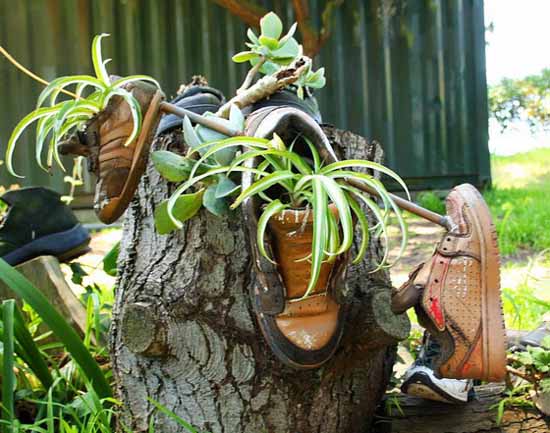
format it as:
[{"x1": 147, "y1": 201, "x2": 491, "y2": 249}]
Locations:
[
  {"x1": 155, "y1": 133, "x2": 408, "y2": 297},
  {"x1": 415, "y1": 191, "x2": 446, "y2": 215},
  {"x1": 4, "y1": 34, "x2": 160, "y2": 178},
  {"x1": 489, "y1": 68, "x2": 550, "y2": 133},
  {"x1": 232, "y1": 11, "x2": 325, "y2": 97},
  {"x1": 0, "y1": 259, "x2": 111, "y2": 399}
]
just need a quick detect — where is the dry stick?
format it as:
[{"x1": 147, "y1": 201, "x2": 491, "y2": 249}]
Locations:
[
  {"x1": 0, "y1": 46, "x2": 78, "y2": 99},
  {"x1": 0, "y1": 46, "x2": 449, "y2": 228}
]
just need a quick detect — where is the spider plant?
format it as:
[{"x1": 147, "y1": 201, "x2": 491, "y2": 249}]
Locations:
[
  {"x1": 4, "y1": 33, "x2": 160, "y2": 177},
  {"x1": 154, "y1": 134, "x2": 408, "y2": 298}
]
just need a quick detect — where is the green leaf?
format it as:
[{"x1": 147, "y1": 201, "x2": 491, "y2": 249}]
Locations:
[
  {"x1": 231, "y1": 170, "x2": 297, "y2": 209},
  {"x1": 36, "y1": 75, "x2": 105, "y2": 108},
  {"x1": 346, "y1": 192, "x2": 370, "y2": 264},
  {"x1": 104, "y1": 87, "x2": 142, "y2": 147},
  {"x1": 304, "y1": 178, "x2": 328, "y2": 298},
  {"x1": 6, "y1": 104, "x2": 64, "y2": 177},
  {"x1": 215, "y1": 175, "x2": 239, "y2": 198},
  {"x1": 260, "y1": 12, "x2": 283, "y2": 40},
  {"x1": 182, "y1": 115, "x2": 202, "y2": 150},
  {"x1": 110, "y1": 75, "x2": 161, "y2": 90},
  {"x1": 321, "y1": 159, "x2": 410, "y2": 199},
  {"x1": 102, "y1": 241, "x2": 120, "y2": 277},
  {"x1": 203, "y1": 184, "x2": 229, "y2": 216},
  {"x1": 228, "y1": 104, "x2": 245, "y2": 131},
  {"x1": 166, "y1": 166, "x2": 266, "y2": 229},
  {"x1": 2, "y1": 300, "x2": 15, "y2": 432},
  {"x1": 278, "y1": 22, "x2": 298, "y2": 47},
  {"x1": 257, "y1": 200, "x2": 288, "y2": 264},
  {"x1": 247, "y1": 28, "x2": 260, "y2": 44},
  {"x1": 0, "y1": 259, "x2": 112, "y2": 399},
  {"x1": 148, "y1": 398, "x2": 198, "y2": 433},
  {"x1": 271, "y1": 37, "x2": 300, "y2": 61},
  {"x1": 154, "y1": 189, "x2": 204, "y2": 234},
  {"x1": 151, "y1": 150, "x2": 193, "y2": 183},
  {"x1": 232, "y1": 51, "x2": 259, "y2": 63},
  {"x1": 259, "y1": 35, "x2": 279, "y2": 50},
  {"x1": 11, "y1": 305, "x2": 53, "y2": 389},
  {"x1": 91, "y1": 33, "x2": 111, "y2": 84}
]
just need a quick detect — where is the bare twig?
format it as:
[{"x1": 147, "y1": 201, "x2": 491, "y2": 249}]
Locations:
[
  {"x1": 0, "y1": 45, "x2": 78, "y2": 98},
  {"x1": 507, "y1": 366, "x2": 536, "y2": 383},
  {"x1": 237, "y1": 57, "x2": 266, "y2": 94},
  {"x1": 216, "y1": 57, "x2": 311, "y2": 118}
]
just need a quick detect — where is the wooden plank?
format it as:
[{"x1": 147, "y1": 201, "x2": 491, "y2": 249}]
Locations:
[
  {"x1": 0, "y1": 256, "x2": 88, "y2": 338},
  {"x1": 380, "y1": 384, "x2": 550, "y2": 433}
]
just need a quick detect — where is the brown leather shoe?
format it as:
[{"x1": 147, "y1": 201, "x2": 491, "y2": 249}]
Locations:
[
  {"x1": 392, "y1": 184, "x2": 506, "y2": 382},
  {"x1": 59, "y1": 79, "x2": 164, "y2": 224},
  {"x1": 242, "y1": 106, "x2": 350, "y2": 369}
]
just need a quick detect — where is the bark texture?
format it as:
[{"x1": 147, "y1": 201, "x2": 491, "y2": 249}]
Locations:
[
  {"x1": 381, "y1": 384, "x2": 550, "y2": 433},
  {"x1": 110, "y1": 127, "x2": 410, "y2": 433}
]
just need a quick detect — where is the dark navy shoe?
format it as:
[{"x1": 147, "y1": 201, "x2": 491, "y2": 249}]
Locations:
[
  {"x1": 401, "y1": 334, "x2": 474, "y2": 404},
  {"x1": 248, "y1": 87, "x2": 322, "y2": 124},
  {"x1": 0, "y1": 187, "x2": 90, "y2": 266},
  {"x1": 156, "y1": 86, "x2": 226, "y2": 136}
]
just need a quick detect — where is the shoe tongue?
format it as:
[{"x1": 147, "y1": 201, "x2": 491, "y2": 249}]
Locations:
[{"x1": 1, "y1": 187, "x2": 61, "y2": 207}]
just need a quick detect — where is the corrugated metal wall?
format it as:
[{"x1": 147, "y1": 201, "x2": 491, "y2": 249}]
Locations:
[{"x1": 0, "y1": 0, "x2": 490, "y2": 201}]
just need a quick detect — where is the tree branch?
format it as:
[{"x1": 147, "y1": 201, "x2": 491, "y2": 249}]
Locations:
[
  {"x1": 210, "y1": 0, "x2": 267, "y2": 28},
  {"x1": 216, "y1": 57, "x2": 311, "y2": 118}
]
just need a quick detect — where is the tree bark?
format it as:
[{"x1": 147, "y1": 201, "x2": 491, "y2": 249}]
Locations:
[
  {"x1": 110, "y1": 127, "x2": 410, "y2": 433},
  {"x1": 382, "y1": 384, "x2": 550, "y2": 433}
]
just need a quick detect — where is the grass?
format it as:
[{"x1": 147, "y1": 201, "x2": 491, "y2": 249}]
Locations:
[{"x1": 485, "y1": 148, "x2": 550, "y2": 256}]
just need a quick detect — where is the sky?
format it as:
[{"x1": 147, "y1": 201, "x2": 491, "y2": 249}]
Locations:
[{"x1": 484, "y1": 0, "x2": 550, "y2": 154}]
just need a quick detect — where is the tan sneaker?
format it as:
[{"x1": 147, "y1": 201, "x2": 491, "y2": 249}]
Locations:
[
  {"x1": 59, "y1": 80, "x2": 164, "y2": 224},
  {"x1": 392, "y1": 184, "x2": 506, "y2": 382}
]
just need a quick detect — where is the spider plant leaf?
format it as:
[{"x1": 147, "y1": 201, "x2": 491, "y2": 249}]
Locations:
[
  {"x1": 5, "y1": 104, "x2": 63, "y2": 177},
  {"x1": 229, "y1": 149, "x2": 311, "y2": 176},
  {"x1": 2, "y1": 300, "x2": 15, "y2": 430},
  {"x1": 104, "y1": 87, "x2": 142, "y2": 147},
  {"x1": 203, "y1": 184, "x2": 230, "y2": 216},
  {"x1": 91, "y1": 33, "x2": 111, "y2": 84},
  {"x1": 35, "y1": 115, "x2": 56, "y2": 171},
  {"x1": 110, "y1": 75, "x2": 161, "y2": 89},
  {"x1": 345, "y1": 192, "x2": 370, "y2": 264},
  {"x1": 340, "y1": 184, "x2": 391, "y2": 270},
  {"x1": 182, "y1": 115, "x2": 202, "y2": 150},
  {"x1": 257, "y1": 199, "x2": 287, "y2": 264},
  {"x1": 151, "y1": 150, "x2": 194, "y2": 183},
  {"x1": 320, "y1": 160, "x2": 410, "y2": 199},
  {"x1": 166, "y1": 166, "x2": 267, "y2": 229},
  {"x1": 188, "y1": 136, "x2": 270, "y2": 158},
  {"x1": 215, "y1": 175, "x2": 240, "y2": 198},
  {"x1": 154, "y1": 189, "x2": 204, "y2": 234},
  {"x1": 189, "y1": 137, "x2": 270, "y2": 178},
  {"x1": 0, "y1": 259, "x2": 112, "y2": 399},
  {"x1": 315, "y1": 176, "x2": 353, "y2": 254},
  {"x1": 303, "y1": 177, "x2": 328, "y2": 298},
  {"x1": 230, "y1": 170, "x2": 297, "y2": 209},
  {"x1": 304, "y1": 137, "x2": 321, "y2": 172},
  {"x1": 36, "y1": 75, "x2": 105, "y2": 108},
  {"x1": 325, "y1": 207, "x2": 340, "y2": 263}
]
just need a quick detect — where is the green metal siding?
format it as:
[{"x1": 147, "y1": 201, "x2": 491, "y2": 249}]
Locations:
[{"x1": 0, "y1": 0, "x2": 490, "y2": 199}]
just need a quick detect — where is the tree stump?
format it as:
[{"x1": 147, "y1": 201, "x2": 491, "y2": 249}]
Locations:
[
  {"x1": 110, "y1": 126, "x2": 410, "y2": 433},
  {"x1": 381, "y1": 384, "x2": 550, "y2": 433}
]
